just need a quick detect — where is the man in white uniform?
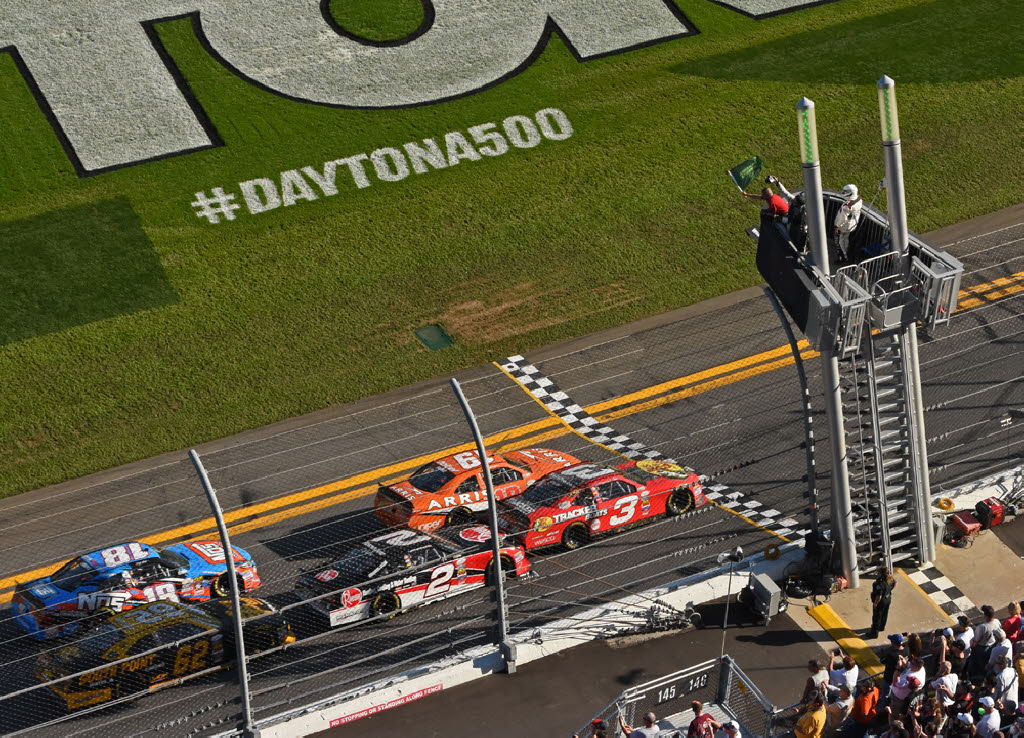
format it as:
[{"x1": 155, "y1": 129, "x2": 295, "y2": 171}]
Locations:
[{"x1": 834, "y1": 184, "x2": 863, "y2": 260}]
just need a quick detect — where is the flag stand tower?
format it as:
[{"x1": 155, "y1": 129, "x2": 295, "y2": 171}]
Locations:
[{"x1": 751, "y1": 77, "x2": 963, "y2": 585}]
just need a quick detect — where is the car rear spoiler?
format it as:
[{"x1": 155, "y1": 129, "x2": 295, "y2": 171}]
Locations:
[{"x1": 13, "y1": 581, "x2": 45, "y2": 609}]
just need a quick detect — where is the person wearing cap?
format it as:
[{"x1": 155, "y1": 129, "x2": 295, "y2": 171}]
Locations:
[
  {"x1": 990, "y1": 630, "x2": 1012, "y2": 669},
  {"x1": 883, "y1": 634, "x2": 907, "y2": 688},
  {"x1": 826, "y1": 684, "x2": 853, "y2": 736},
  {"x1": 904, "y1": 675, "x2": 926, "y2": 719},
  {"x1": 742, "y1": 186, "x2": 790, "y2": 218},
  {"x1": 723, "y1": 719, "x2": 743, "y2": 738},
  {"x1": 950, "y1": 712, "x2": 978, "y2": 738},
  {"x1": 976, "y1": 696, "x2": 1002, "y2": 738},
  {"x1": 933, "y1": 660, "x2": 961, "y2": 708},
  {"x1": 995, "y1": 655, "x2": 1018, "y2": 712},
  {"x1": 833, "y1": 184, "x2": 863, "y2": 261},
  {"x1": 890, "y1": 659, "x2": 927, "y2": 718},
  {"x1": 870, "y1": 571, "x2": 896, "y2": 639},
  {"x1": 796, "y1": 695, "x2": 828, "y2": 738},
  {"x1": 621, "y1": 710, "x2": 661, "y2": 738}
]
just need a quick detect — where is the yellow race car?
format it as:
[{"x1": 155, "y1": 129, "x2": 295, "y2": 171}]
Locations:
[{"x1": 37, "y1": 598, "x2": 293, "y2": 712}]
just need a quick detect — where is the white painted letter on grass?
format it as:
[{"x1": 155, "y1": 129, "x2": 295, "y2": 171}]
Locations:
[{"x1": 0, "y1": 0, "x2": 690, "y2": 173}]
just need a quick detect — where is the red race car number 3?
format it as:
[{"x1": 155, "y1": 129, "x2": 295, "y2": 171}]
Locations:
[{"x1": 608, "y1": 495, "x2": 640, "y2": 526}]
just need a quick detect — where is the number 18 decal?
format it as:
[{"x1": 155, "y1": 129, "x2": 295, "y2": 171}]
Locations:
[{"x1": 100, "y1": 543, "x2": 148, "y2": 568}]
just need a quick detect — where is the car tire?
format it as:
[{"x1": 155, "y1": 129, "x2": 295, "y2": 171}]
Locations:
[
  {"x1": 485, "y1": 555, "x2": 517, "y2": 585},
  {"x1": 212, "y1": 573, "x2": 245, "y2": 598},
  {"x1": 667, "y1": 488, "x2": 695, "y2": 516},
  {"x1": 370, "y1": 592, "x2": 401, "y2": 620},
  {"x1": 445, "y1": 507, "x2": 474, "y2": 527},
  {"x1": 562, "y1": 523, "x2": 590, "y2": 551}
]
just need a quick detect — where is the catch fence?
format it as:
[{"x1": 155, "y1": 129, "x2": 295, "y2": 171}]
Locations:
[{"x1": 0, "y1": 225, "x2": 1018, "y2": 735}]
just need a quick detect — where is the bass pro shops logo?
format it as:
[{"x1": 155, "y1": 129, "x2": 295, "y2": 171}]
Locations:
[{"x1": 0, "y1": 0, "x2": 826, "y2": 176}]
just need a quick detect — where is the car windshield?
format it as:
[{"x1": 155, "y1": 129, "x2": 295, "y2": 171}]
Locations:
[
  {"x1": 79, "y1": 624, "x2": 124, "y2": 656},
  {"x1": 333, "y1": 548, "x2": 387, "y2": 586},
  {"x1": 409, "y1": 463, "x2": 455, "y2": 493},
  {"x1": 620, "y1": 466, "x2": 660, "y2": 484},
  {"x1": 519, "y1": 476, "x2": 573, "y2": 507},
  {"x1": 151, "y1": 622, "x2": 207, "y2": 647},
  {"x1": 50, "y1": 557, "x2": 96, "y2": 590},
  {"x1": 160, "y1": 549, "x2": 189, "y2": 571}
]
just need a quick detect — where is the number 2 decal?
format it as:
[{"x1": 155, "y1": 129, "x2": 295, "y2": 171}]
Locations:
[
  {"x1": 425, "y1": 563, "x2": 456, "y2": 598},
  {"x1": 608, "y1": 495, "x2": 639, "y2": 526}
]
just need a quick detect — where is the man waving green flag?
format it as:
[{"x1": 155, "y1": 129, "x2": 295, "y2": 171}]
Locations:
[{"x1": 728, "y1": 155, "x2": 764, "y2": 191}]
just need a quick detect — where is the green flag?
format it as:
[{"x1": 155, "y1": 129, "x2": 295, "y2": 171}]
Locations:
[{"x1": 728, "y1": 155, "x2": 764, "y2": 191}]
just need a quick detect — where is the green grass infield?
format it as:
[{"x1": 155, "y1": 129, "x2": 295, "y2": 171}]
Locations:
[{"x1": 0, "y1": 0, "x2": 1019, "y2": 497}]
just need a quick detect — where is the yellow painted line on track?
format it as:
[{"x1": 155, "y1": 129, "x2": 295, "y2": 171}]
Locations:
[
  {"x1": 1, "y1": 271, "x2": 1021, "y2": 602},
  {"x1": 957, "y1": 280, "x2": 1024, "y2": 311},
  {"x1": 807, "y1": 603, "x2": 884, "y2": 677}
]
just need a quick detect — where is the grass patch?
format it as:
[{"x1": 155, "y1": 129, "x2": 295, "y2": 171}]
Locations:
[
  {"x1": 0, "y1": 0, "x2": 1020, "y2": 497},
  {"x1": 0, "y1": 199, "x2": 177, "y2": 345}
]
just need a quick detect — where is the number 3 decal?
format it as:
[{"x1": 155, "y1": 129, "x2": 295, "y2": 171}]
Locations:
[
  {"x1": 425, "y1": 563, "x2": 455, "y2": 598},
  {"x1": 609, "y1": 495, "x2": 639, "y2": 526}
]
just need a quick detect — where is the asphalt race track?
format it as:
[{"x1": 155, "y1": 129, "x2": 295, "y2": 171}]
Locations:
[{"x1": 0, "y1": 212, "x2": 1021, "y2": 736}]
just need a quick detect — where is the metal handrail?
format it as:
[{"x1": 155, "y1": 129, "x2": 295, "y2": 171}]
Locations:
[{"x1": 620, "y1": 658, "x2": 720, "y2": 702}]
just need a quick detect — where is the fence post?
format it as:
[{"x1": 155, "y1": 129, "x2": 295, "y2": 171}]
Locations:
[
  {"x1": 718, "y1": 655, "x2": 733, "y2": 709},
  {"x1": 189, "y1": 449, "x2": 258, "y2": 736},
  {"x1": 449, "y1": 378, "x2": 517, "y2": 674}
]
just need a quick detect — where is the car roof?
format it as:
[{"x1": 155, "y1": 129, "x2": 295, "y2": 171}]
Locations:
[
  {"x1": 106, "y1": 600, "x2": 220, "y2": 635},
  {"x1": 80, "y1": 542, "x2": 158, "y2": 571},
  {"x1": 556, "y1": 463, "x2": 618, "y2": 486}
]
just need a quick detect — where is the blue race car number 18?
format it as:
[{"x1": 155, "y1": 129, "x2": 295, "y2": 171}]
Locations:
[{"x1": 100, "y1": 543, "x2": 149, "y2": 568}]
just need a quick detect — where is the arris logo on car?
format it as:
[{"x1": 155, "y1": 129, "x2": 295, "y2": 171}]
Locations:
[{"x1": 0, "y1": 0, "x2": 830, "y2": 175}]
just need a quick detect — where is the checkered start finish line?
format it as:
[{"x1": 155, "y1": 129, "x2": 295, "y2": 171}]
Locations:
[
  {"x1": 499, "y1": 355, "x2": 677, "y2": 463},
  {"x1": 499, "y1": 355, "x2": 811, "y2": 542}
]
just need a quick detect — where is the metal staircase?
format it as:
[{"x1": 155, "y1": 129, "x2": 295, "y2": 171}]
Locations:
[
  {"x1": 755, "y1": 191, "x2": 963, "y2": 577},
  {"x1": 843, "y1": 331, "x2": 921, "y2": 573}
]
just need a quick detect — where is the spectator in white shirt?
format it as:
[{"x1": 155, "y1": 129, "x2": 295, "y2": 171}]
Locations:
[
  {"x1": 829, "y1": 651, "x2": 860, "y2": 693},
  {"x1": 976, "y1": 696, "x2": 1001, "y2": 738},
  {"x1": 959, "y1": 615, "x2": 976, "y2": 661},
  {"x1": 932, "y1": 660, "x2": 960, "y2": 708},
  {"x1": 990, "y1": 630, "x2": 1012, "y2": 669},
  {"x1": 833, "y1": 184, "x2": 863, "y2": 260},
  {"x1": 995, "y1": 656, "x2": 1018, "y2": 711}
]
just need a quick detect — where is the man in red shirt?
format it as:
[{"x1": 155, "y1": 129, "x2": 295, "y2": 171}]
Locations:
[
  {"x1": 742, "y1": 187, "x2": 790, "y2": 217},
  {"x1": 687, "y1": 700, "x2": 722, "y2": 738}
]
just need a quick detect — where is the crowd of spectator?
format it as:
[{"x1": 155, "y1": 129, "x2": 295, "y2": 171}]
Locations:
[{"x1": 791, "y1": 603, "x2": 1024, "y2": 738}]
